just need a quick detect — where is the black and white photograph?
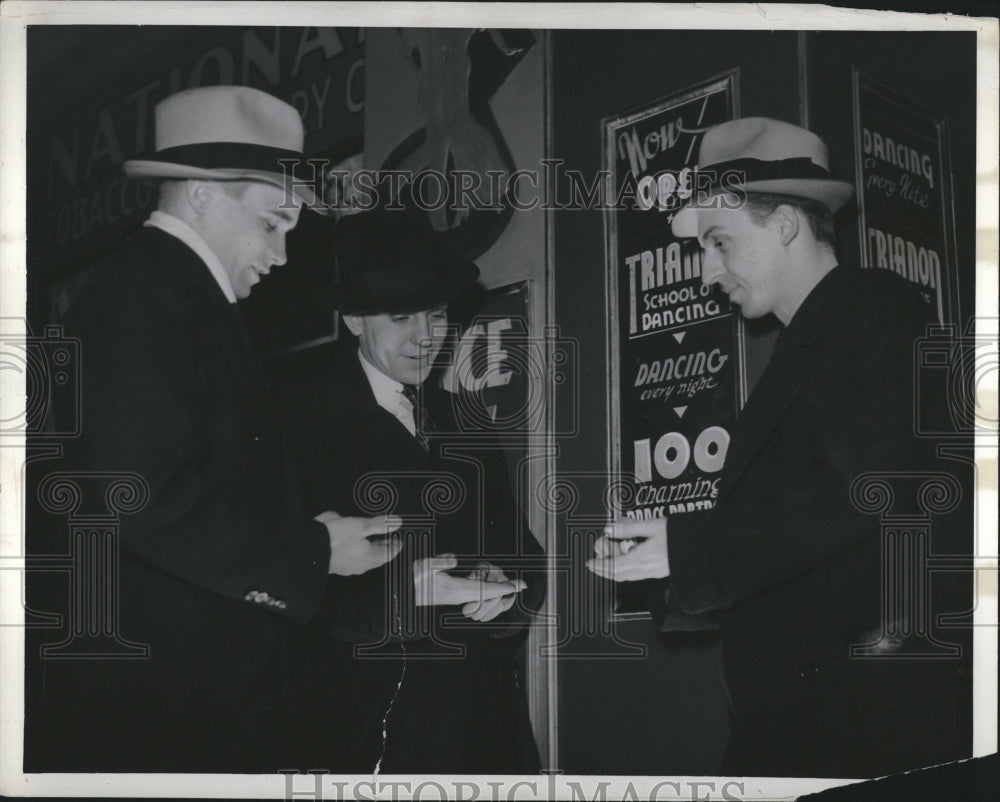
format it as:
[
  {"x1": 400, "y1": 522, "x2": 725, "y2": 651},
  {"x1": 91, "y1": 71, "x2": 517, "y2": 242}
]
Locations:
[{"x1": 1, "y1": 2, "x2": 997, "y2": 800}]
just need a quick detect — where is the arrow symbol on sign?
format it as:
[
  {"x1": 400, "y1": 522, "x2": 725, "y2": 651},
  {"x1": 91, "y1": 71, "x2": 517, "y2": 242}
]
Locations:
[
  {"x1": 673, "y1": 332, "x2": 686, "y2": 344},
  {"x1": 674, "y1": 406, "x2": 688, "y2": 418}
]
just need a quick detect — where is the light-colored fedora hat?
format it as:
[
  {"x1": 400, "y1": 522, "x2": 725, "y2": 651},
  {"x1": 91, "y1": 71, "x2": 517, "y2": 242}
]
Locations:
[
  {"x1": 124, "y1": 85, "x2": 326, "y2": 210},
  {"x1": 671, "y1": 117, "x2": 854, "y2": 238}
]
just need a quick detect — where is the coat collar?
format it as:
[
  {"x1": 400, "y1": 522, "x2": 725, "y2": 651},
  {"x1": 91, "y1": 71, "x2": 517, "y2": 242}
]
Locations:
[
  {"x1": 327, "y1": 344, "x2": 420, "y2": 443},
  {"x1": 139, "y1": 225, "x2": 234, "y2": 309},
  {"x1": 145, "y1": 211, "x2": 238, "y2": 303}
]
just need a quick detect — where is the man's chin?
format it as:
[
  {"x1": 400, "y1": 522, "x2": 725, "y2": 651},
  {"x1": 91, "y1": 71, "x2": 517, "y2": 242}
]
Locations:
[
  {"x1": 390, "y1": 366, "x2": 423, "y2": 386},
  {"x1": 411, "y1": 368, "x2": 433, "y2": 385},
  {"x1": 235, "y1": 274, "x2": 257, "y2": 298},
  {"x1": 735, "y1": 302, "x2": 764, "y2": 319}
]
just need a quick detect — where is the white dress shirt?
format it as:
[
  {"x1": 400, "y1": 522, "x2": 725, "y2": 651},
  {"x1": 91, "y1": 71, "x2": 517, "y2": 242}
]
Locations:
[
  {"x1": 357, "y1": 349, "x2": 416, "y2": 436},
  {"x1": 145, "y1": 210, "x2": 237, "y2": 303}
]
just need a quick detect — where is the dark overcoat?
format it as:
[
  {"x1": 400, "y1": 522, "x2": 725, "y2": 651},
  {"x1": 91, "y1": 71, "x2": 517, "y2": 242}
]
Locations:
[
  {"x1": 32, "y1": 226, "x2": 330, "y2": 772},
  {"x1": 283, "y1": 343, "x2": 545, "y2": 774},
  {"x1": 658, "y1": 265, "x2": 971, "y2": 777}
]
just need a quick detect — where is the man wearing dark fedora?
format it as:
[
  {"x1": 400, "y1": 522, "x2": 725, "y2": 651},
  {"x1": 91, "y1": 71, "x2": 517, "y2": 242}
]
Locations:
[
  {"x1": 33, "y1": 86, "x2": 402, "y2": 772},
  {"x1": 588, "y1": 118, "x2": 969, "y2": 777},
  {"x1": 282, "y1": 202, "x2": 545, "y2": 773}
]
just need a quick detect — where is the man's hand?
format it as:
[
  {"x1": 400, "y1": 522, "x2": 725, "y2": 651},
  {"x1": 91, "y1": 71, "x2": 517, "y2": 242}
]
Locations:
[
  {"x1": 317, "y1": 510, "x2": 404, "y2": 576},
  {"x1": 586, "y1": 517, "x2": 670, "y2": 582},
  {"x1": 461, "y1": 562, "x2": 519, "y2": 622},
  {"x1": 413, "y1": 554, "x2": 526, "y2": 608}
]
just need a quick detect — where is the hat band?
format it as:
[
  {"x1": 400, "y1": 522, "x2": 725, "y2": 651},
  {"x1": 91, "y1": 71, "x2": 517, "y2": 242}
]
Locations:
[
  {"x1": 149, "y1": 142, "x2": 309, "y2": 174},
  {"x1": 346, "y1": 259, "x2": 446, "y2": 296},
  {"x1": 698, "y1": 156, "x2": 832, "y2": 185}
]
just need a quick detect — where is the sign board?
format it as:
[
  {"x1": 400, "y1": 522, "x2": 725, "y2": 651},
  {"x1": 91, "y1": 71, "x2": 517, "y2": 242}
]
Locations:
[
  {"x1": 603, "y1": 74, "x2": 746, "y2": 615},
  {"x1": 853, "y1": 71, "x2": 960, "y2": 324},
  {"x1": 440, "y1": 281, "x2": 534, "y2": 508}
]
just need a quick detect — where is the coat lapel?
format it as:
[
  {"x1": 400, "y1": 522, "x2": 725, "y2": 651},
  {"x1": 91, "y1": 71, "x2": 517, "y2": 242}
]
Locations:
[
  {"x1": 158, "y1": 229, "x2": 272, "y2": 403},
  {"x1": 717, "y1": 333, "x2": 818, "y2": 502},
  {"x1": 717, "y1": 268, "x2": 844, "y2": 502},
  {"x1": 332, "y1": 348, "x2": 428, "y2": 461},
  {"x1": 150, "y1": 227, "x2": 232, "y2": 310}
]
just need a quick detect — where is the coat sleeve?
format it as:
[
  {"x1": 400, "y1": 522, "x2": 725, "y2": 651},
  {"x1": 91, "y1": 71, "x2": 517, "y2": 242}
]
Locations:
[
  {"x1": 281, "y1": 375, "x2": 432, "y2": 643},
  {"x1": 646, "y1": 578, "x2": 719, "y2": 631},
  {"x1": 284, "y1": 380, "x2": 546, "y2": 642},
  {"x1": 306, "y1": 445, "x2": 543, "y2": 644},
  {"x1": 65, "y1": 277, "x2": 330, "y2": 624},
  {"x1": 667, "y1": 284, "x2": 936, "y2": 615}
]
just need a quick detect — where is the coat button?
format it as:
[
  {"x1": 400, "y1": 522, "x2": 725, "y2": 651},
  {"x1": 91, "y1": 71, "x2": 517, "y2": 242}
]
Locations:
[{"x1": 797, "y1": 660, "x2": 819, "y2": 679}]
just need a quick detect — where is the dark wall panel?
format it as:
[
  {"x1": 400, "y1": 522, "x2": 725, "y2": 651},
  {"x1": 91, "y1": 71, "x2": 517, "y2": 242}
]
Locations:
[{"x1": 804, "y1": 31, "x2": 977, "y2": 327}]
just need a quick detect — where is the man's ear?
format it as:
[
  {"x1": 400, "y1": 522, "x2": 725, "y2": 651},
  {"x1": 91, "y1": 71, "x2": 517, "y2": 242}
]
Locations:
[
  {"x1": 184, "y1": 180, "x2": 215, "y2": 215},
  {"x1": 773, "y1": 204, "x2": 801, "y2": 246},
  {"x1": 342, "y1": 313, "x2": 363, "y2": 337}
]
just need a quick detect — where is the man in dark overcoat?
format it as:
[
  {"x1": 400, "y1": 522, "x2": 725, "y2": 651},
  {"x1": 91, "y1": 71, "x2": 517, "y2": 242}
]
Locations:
[
  {"x1": 588, "y1": 118, "x2": 970, "y2": 778},
  {"x1": 283, "y1": 205, "x2": 545, "y2": 774},
  {"x1": 30, "y1": 86, "x2": 401, "y2": 773}
]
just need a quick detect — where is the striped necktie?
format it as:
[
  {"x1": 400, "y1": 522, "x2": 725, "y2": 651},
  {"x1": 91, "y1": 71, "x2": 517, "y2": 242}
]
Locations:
[{"x1": 401, "y1": 384, "x2": 434, "y2": 452}]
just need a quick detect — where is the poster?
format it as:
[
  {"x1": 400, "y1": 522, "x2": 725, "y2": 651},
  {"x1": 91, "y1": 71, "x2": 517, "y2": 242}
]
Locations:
[
  {"x1": 441, "y1": 281, "x2": 534, "y2": 501},
  {"x1": 853, "y1": 71, "x2": 960, "y2": 324},
  {"x1": 443, "y1": 282, "x2": 531, "y2": 429},
  {"x1": 604, "y1": 74, "x2": 746, "y2": 614}
]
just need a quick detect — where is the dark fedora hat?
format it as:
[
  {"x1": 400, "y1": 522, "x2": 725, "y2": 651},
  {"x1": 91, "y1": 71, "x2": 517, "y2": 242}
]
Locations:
[{"x1": 332, "y1": 204, "x2": 480, "y2": 314}]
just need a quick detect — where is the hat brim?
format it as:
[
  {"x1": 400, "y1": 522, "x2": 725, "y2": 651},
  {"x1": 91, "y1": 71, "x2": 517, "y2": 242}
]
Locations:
[
  {"x1": 333, "y1": 257, "x2": 480, "y2": 315},
  {"x1": 123, "y1": 160, "x2": 328, "y2": 213},
  {"x1": 670, "y1": 178, "x2": 855, "y2": 238}
]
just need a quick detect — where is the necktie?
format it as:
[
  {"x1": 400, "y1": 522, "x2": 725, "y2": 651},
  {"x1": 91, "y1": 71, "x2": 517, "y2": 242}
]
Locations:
[{"x1": 401, "y1": 384, "x2": 435, "y2": 452}]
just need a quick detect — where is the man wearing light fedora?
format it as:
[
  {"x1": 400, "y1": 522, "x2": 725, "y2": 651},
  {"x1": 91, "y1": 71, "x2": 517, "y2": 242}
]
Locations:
[
  {"x1": 588, "y1": 118, "x2": 969, "y2": 777},
  {"x1": 282, "y1": 202, "x2": 545, "y2": 773},
  {"x1": 37, "y1": 86, "x2": 402, "y2": 772}
]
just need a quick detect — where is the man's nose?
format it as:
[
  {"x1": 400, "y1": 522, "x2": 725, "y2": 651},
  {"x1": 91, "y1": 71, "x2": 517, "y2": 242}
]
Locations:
[
  {"x1": 700, "y1": 247, "x2": 724, "y2": 287},
  {"x1": 411, "y1": 314, "x2": 431, "y2": 343},
  {"x1": 270, "y1": 234, "x2": 288, "y2": 267}
]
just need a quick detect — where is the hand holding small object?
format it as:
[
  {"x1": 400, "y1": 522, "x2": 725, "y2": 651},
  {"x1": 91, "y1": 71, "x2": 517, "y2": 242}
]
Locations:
[
  {"x1": 462, "y1": 561, "x2": 519, "y2": 621},
  {"x1": 318, "y1": 510, "x2": 403, "y2": 575},
  {"x1": 586, "y1": 518, "x2": 670, "y2": 581},
  {"x1": 413, "y1": 554, "x2": 526, "y2": 608}
]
